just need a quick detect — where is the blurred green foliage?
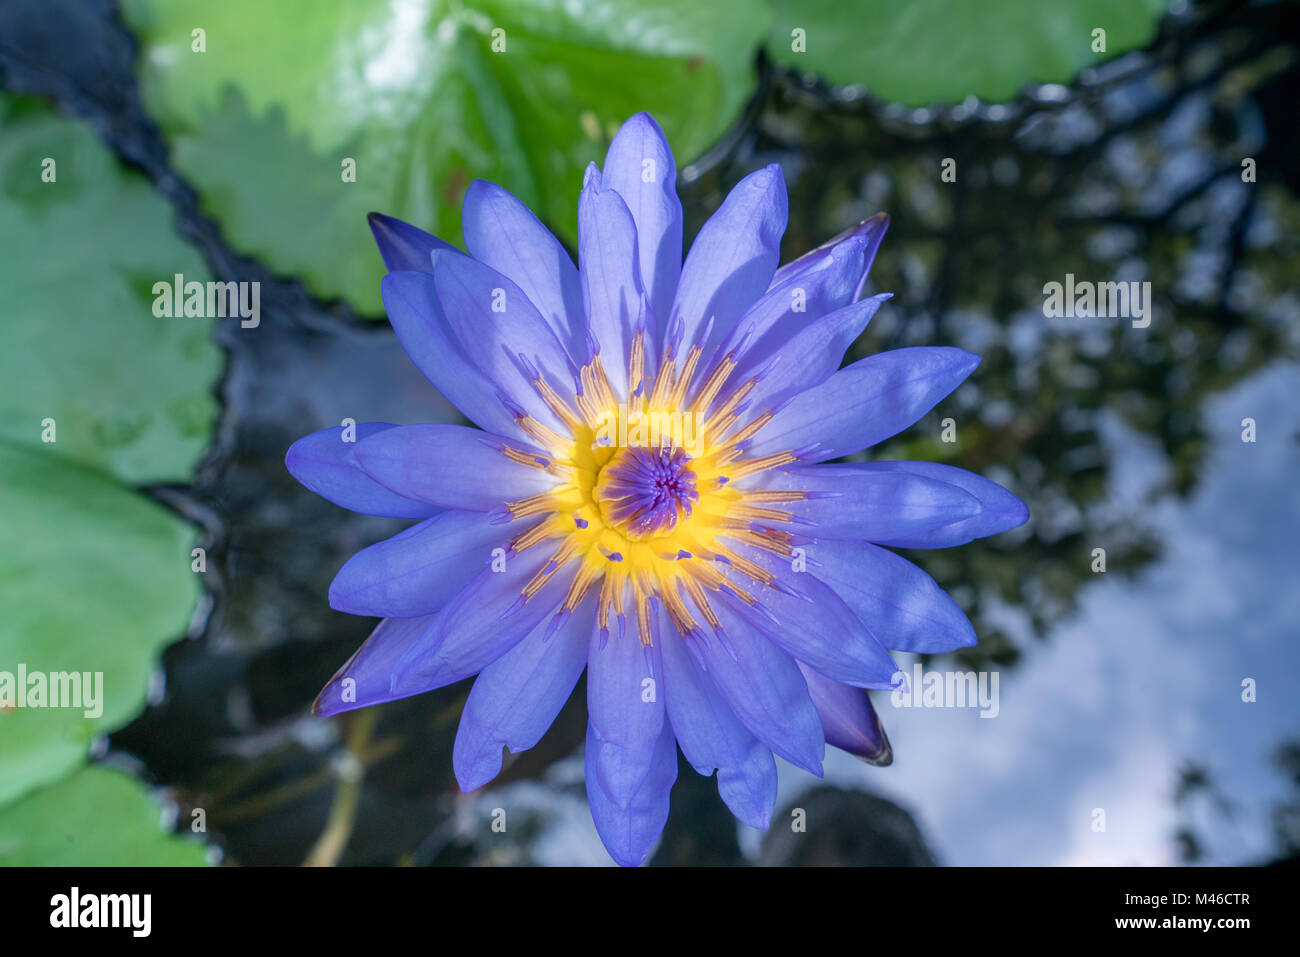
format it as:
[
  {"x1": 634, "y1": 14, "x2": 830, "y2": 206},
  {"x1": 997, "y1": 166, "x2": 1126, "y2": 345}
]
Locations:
[
  {"x1": 121, "y1": 0, "x2": 773, "y2": 314},
  {"x1": 121, "y1": 0, "x2": 1168, "y2": 316},
  {"x1": 0, "y1": 95, "x2": 217, "y2": 862},
  {"x1": 0, "y1": 96, "x2": 220, "y2": 483},
  {"x1": 0, "y1": 766, "x2": 207, "y2": 865},
  {"x1": 768, "y1": 0, "x2": 1168, "y2": 103}
]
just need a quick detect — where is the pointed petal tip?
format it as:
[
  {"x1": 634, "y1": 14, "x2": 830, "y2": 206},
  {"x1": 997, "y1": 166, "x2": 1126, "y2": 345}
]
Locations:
[
  {"x1": 858, "y1": 733, "x2": 894, "y2": 767},
  {"x1": 311, "y1": 682, "x2": 347, "y2": 719},
  {"x1": 367, "y1": 209, "x2": 401, "y2": 227},
  {"x1": 283, "y1": 437, "x2": 306, "y2": 479},
  {"x1": 366, "y1": 210, "x2": 413, "y2": 246},
  {"x1": 453, "y1": 759, "x2": 497, "y2": 796},
  {"x1": 747, "y1": 163, "x2": 789, "y2": 202},
  {"x1": 858, "y1": 699, "x2": 894, "y2": 766},
  {"x1": 608, "y1": 111, "x2": 669, "y2": 151},
  {"x1": 325, "y1": 581, "x2": 347, "y2": 613},
  {"x1": 623, "y1": 110, "x2": 661, "y2": 130},
  {"x1": 1008, "y1": 493, "x2": 1031, "y2": 529}
]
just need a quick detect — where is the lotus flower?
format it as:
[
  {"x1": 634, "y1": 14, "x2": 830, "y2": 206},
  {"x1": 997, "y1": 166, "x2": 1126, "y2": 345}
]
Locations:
[{"x1": 286, "y1": 113, "x2": 1028, "y2": 865}]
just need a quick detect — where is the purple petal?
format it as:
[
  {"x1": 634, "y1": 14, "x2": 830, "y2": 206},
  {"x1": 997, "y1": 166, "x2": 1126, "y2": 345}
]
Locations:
[
  {"x1": 329, "y1": 509, "x2": 522, "y2": 618},
  {"x1": 726, "y1": 220, "x2": 888, "y2": 374},
  {"x1": 849, "y1": 462, "x2": 1030, "y2": 547},
  {"x1": 313, "y1": 614, "x2": 439, "y2": 717},
  {"x1": 670, "y1": 165, "x2": 787, "y2": 353},
  {"x1": 368, "y1": 212, "x2": 458, "y2": 274},
  {"x1": 351, "y1": 424, "x2": 555, "y2": 509},
  {"x1": 388, "y1": 545, "x2": 570, "y2": 695},
  {"x1": 660, "y1": 618, "x2": 777, "y2": 829},
  {"x1": 578, "y1": 181, "x2": 644, "y2": 397},
  {"x1": 806, "y1": 539, "x2": 976, "y2": 654},
  {"x1": 428, "y1": 248, "x2": 576, "y2": 433},
  {"x1": 601, "y1": 113, "x2": 682, "y2": 333},
  {"x1": 714, "y1": 543, "x2": 899, "y2": 689},
  {"x1": 285, "y1": 422, "x2": 439, "y2": 519},
  {"x1": 461, "y1": 180, "x2": 585, "y2": 359},
  {"x1": 586, "y1": 719, "x2": 677, "y2": 866},
  {"x1": 691, "y1": 605, "x2": 825, "y2": 776},
  {"x1": 452, "y1": 595, "x2": 593, "y2": 792},
  {"x1": 747, "y1": 347, "x2": 980, "y2": 461},
  {"x1": 770, "y1": 213, "x2": 889, "y2": 294},
  {"x1": 381, "y1": 271, "x2": 522, "y2": 437},
  {"x1": 752, "y1": 464, "x2": 983, "y2": 544},
  {"x1": 587, "y1": 615, "x2": 666, "y2": 807},
  {"x1": 741, "y1": 294, "x2": 890, "y2": 413},
  {"x1": 797, "y1": 663, "x2": 892, "y2": 765}
]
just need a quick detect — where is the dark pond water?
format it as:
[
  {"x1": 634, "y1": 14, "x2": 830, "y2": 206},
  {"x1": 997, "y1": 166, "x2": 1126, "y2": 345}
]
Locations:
[{"x1": 4, "y1": 0, "x2": 1297, "y2": 865}]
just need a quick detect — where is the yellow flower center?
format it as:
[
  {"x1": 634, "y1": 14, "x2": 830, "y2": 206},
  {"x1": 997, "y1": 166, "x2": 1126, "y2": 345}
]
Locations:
[{"x1": 495, "y1": 330, "x2": 806, "y2": 642}]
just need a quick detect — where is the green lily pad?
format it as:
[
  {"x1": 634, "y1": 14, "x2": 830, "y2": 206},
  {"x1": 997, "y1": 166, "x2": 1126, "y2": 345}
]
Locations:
[
  {"x1": 0, "y1": 95, "x2": 221, "y2": 485},
  {"x1": 767, "y1": 0, "x2": 1168, "y2": 105},
  {"x1": 121, "y1": 0, "x2": 771, "y2": 315},
  {"x1": 0, "y1": 95, "x2": 217, "y2": 810},
  {"x1": 0, "y1": 443, "x2": 202, "y2": 806},
  {"x1": 0, "y1": 765, "x2": 207, "y2": 866}
]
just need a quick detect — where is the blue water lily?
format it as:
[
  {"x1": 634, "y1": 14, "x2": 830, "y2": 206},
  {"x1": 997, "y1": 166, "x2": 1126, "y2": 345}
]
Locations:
[{"x1": 286, "y1": 113, "x2": 1028, "y2": 866}]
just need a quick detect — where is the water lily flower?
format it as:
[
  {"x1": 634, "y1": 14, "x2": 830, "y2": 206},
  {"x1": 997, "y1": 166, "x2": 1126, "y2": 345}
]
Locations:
[{"x1": 286, "y1": 113, "x2": 1028, "y2": 866}]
